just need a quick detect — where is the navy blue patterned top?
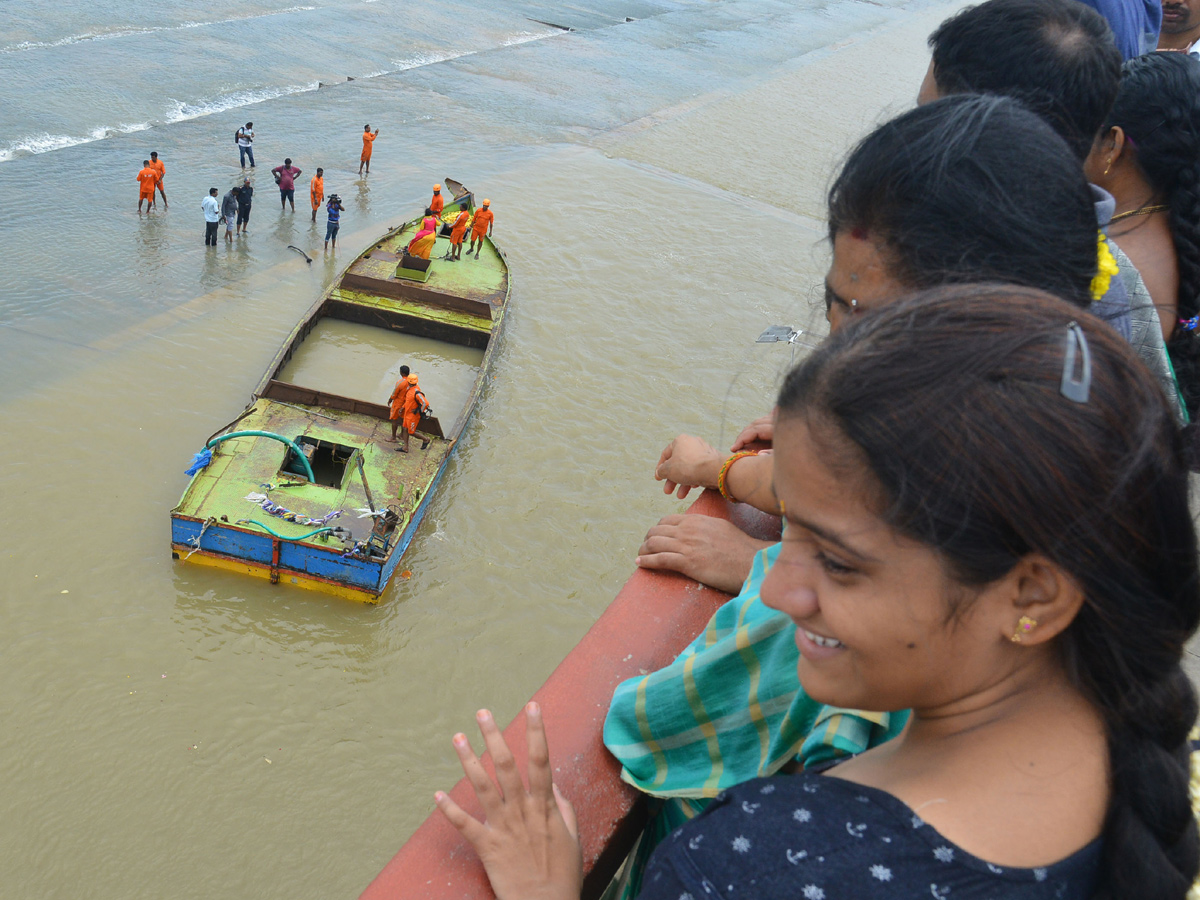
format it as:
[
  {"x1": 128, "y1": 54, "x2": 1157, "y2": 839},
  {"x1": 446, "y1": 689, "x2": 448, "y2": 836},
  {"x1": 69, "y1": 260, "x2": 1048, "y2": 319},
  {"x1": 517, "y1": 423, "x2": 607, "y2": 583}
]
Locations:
[{"x1": 637, "y1": 772, "x2": 1101, "y2": 899}]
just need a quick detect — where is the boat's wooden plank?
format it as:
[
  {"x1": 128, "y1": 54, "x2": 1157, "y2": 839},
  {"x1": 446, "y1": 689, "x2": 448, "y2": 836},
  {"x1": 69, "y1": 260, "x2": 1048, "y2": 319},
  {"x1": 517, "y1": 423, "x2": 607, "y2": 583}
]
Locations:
[
  {"x1": 261, "y1": 380, "x2": 445, "y2": 438},
  {"x1": 330, "y1": 287, "x2": 491, "y2": 329}
]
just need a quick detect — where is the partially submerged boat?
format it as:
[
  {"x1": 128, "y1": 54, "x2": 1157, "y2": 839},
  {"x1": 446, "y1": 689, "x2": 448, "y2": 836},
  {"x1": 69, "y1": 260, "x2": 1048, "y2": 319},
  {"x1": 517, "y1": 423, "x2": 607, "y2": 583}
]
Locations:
[{"x1": 170, "y1": 181, "x2": 509, "y2": 602}]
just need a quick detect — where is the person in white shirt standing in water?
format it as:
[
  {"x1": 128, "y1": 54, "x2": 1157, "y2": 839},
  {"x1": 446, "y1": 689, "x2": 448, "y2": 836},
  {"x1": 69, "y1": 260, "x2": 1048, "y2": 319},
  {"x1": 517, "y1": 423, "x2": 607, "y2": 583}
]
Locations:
[
  {"x1": 236, "y1": 122, "x2": 254, "y2": 168},
  {"x1": 201, "y1": 188, "x2": 220, "y2": 246}
]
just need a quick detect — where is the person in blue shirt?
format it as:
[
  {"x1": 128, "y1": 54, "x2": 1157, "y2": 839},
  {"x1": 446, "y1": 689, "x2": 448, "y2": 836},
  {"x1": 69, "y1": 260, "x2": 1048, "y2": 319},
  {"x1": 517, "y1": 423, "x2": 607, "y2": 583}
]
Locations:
[
  {"x1": 1080, "y1": 0, "x2": 1161, "y2": 58},
  {"x1": 324, "y1": 193, "x2": 344, "y2": 251}
]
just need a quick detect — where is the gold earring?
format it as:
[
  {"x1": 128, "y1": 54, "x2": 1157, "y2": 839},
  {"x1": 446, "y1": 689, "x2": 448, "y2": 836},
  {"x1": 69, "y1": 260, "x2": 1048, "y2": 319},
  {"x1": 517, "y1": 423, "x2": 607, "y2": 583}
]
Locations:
[
  {"x1": 1010, "y1": 615, "x2": 1037, "y2": 643},
  {"x1": 1103, "y1": 157, "x2": 1112, "y2": 176}
]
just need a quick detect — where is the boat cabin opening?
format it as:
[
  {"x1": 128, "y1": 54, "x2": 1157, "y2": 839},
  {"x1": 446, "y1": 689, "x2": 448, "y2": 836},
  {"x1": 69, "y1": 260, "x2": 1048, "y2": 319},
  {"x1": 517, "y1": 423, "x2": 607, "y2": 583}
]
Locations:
[{"x1": 281, "y1": 436, "x2": 359, "y2": 488}]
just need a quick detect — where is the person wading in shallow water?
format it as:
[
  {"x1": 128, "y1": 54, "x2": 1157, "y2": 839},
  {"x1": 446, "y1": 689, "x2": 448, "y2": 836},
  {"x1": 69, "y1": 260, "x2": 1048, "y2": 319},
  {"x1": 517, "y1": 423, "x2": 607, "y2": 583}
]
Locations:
[
  {"x1": 310, "y1": 168, "x2": 324, "y2": 223},
  {"x1": 149, "y1": 151, "x2": 167, "y2": 208},
  {"x1": 235, "y1": 178, "x2": 252, "y2": 234},
  {"x1": 359, "y1": 125, "x2": 378, "y2": 176},
  {"x1": 237, "y1": 122, "x2": 254, "y2": 168},
  {"x1": 136, "y1": 160, "x2": 157, "y2": 212},
  {"x1": 324, "y1": 194, "x2": 343, "y2": 251},
  {"x1": 201, "y1": 188, "x2": 220, "y2": 246},
  {"x1": 272, "y1": 158, "x2": 301, "y2": 212}
]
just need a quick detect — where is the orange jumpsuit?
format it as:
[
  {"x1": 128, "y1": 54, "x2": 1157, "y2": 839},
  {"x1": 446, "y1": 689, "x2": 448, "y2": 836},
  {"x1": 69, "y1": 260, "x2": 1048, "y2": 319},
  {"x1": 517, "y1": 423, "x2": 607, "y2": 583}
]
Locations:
[
  {"x1": 471, "y1": 207, "x2": 494, "y2": 240},
  {"x1": 389, "y1": 375, "x2": 414, "y2": 424},
  {"x1": 149, "y1": 158, "x2": 165, "y2": 187},
  {"x1": 430, "y1": 192, "x2": 444, "y2": 215},
  {"x1": 450, "y1": 210, "x2": 470, "y2": 246},
  {"x1": 389, "y1": 374, "x2": 422, "y2": 434},
  {"x1": 310, "y1": 175, "x2": 324, "y2": 211},
  {"x1": 136, "y1": 166, "x2": 157, "y2": 200},
  {"x1": 361, "y1": 131, "x2": 376, "y2": 161},
  {"x1": 402, "y1": 376, "x2": 424, "y2": 435}
]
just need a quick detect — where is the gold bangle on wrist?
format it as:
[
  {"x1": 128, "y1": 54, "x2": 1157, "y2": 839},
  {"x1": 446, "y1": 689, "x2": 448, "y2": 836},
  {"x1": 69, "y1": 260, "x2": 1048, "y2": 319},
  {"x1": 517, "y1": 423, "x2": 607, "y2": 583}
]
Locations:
[{"x1": 717, "y1": 451, "x2": 758, "y2": 502}]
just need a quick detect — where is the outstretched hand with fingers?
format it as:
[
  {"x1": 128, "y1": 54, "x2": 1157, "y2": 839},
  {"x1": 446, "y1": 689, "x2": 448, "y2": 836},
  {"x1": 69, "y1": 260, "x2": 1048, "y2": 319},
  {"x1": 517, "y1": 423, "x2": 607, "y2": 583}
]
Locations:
[
  {"x1": 655, "y1": 434, "x2": 722, "y2": 499},
  {"x1": 435, "y1": 704, "x2": 583, "y2": 900}
]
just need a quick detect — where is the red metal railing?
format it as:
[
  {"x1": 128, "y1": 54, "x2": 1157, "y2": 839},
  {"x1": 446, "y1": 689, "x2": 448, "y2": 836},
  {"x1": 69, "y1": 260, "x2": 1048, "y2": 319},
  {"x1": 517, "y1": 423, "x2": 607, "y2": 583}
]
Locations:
[{"x1": 360, "y1": 491, "x2": 779, "y2": 900}]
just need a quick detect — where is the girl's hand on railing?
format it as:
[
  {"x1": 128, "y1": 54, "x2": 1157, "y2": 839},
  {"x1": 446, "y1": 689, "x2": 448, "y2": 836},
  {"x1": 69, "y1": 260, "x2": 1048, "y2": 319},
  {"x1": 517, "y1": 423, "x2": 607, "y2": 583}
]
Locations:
[
  {"x1": 655, "y1": 434, "x2": 722, "y2": 499},
  {"x1": 436, "y1": 703, "x2": 583, "y2": 900}
]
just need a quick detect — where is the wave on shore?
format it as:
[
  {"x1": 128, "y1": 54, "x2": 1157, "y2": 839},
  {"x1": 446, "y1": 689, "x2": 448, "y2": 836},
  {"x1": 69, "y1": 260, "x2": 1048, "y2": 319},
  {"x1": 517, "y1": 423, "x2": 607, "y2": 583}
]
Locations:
[
  {"x1": 0, "y1": 26, "x2": 561, "y2": 163},
  {"x1": 0, "y1": 6, "x2": 317, "y2": 54},
  {"x1": 0, "y1": 122, "x2": 151, "y2": 162},
  {"x1": 391, "y1": 31, "x2": 559, "y2": 71},
  {"x1": 163, "y1": 82, "x2": 321, "y2": 124}
]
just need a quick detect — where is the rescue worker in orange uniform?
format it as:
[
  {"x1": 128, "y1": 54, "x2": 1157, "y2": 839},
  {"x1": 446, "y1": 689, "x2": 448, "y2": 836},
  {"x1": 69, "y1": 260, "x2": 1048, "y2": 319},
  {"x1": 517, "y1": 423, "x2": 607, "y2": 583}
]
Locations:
[
  {"x1": 149, "y1": 151, "x2": 167, "y2": 208},
  {"x1": 136, "y1": 160, "x2": 158, "y2": 212},
  {"x1": 310, "y1": 167, "x2": 324, "y2": 223},
  {"x1": 359, "y1": 124, "x2": 379, "y2": 176},
  {"x1": 448, "y1": 207, "x2": 471, "y2": 260},
  {"x1": 387, "y1": 366, "x2": 431, "y2": 452},
  {"x1": 468, "y1": 198, "x2": 494, "y2": 259},
  {"x1": 430, "y1": 184, "x2": 444, "y2": 215}
]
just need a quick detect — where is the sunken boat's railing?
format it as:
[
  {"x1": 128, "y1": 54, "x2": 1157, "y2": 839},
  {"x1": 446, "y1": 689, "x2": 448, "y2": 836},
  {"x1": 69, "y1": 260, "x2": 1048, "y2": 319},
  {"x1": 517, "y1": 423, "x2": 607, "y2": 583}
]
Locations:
[{"x1": 360, "y1": 491, "x2": 781, "y2": 900}]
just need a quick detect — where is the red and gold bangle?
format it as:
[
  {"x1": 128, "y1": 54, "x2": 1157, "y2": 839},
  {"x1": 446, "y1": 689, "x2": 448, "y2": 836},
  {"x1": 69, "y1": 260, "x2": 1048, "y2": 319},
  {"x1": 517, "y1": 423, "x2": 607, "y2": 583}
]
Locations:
[{"x1": 717, "y1": 451, "x2": 758, "y2": 502}]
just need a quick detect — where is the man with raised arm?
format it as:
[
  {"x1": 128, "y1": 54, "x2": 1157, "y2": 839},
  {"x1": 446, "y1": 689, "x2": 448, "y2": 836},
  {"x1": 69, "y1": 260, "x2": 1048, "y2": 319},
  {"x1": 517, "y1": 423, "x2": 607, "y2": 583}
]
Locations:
[{"x1": 359, "y1": 125, "x2": 378, "y2": 175}]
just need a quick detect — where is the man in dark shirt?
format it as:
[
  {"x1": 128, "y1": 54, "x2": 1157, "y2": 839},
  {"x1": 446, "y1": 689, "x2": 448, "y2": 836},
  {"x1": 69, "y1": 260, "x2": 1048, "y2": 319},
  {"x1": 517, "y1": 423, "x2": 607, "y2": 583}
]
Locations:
[{"x1": 235, "y1": 178, "x2": 253, "y2": 234}]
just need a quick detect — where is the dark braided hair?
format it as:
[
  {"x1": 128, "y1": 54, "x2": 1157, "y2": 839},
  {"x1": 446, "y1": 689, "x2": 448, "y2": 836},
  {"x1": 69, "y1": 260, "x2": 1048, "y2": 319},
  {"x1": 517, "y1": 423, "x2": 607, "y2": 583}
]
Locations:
[
  {"x1": 828, "y1": 94, "x2": 1097, "y2": 308},
  {"x1": 778, "y1": 286, "x2": 1200, "y2": 898},
  {"x1": 1102, "y1": 52, "x2": 1200, "y2": 418}
]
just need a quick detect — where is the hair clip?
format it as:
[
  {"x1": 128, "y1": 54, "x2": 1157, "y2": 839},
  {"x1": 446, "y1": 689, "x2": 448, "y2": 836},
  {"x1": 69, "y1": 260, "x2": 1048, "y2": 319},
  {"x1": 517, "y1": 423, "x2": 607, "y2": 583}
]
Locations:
[
  {"x1": 1060, "y1": 321, "x2": 1092, "y2": 403},
  {"x1": 1179, "y1": 315, "x2": 1200, "y2": 332}
]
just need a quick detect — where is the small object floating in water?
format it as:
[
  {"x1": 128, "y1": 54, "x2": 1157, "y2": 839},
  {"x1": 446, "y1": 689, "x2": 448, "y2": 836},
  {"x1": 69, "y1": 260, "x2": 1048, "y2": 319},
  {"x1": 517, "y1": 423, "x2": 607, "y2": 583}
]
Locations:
[{"x1": 287, "y1": 245, "x2": 313, "y2": 264}]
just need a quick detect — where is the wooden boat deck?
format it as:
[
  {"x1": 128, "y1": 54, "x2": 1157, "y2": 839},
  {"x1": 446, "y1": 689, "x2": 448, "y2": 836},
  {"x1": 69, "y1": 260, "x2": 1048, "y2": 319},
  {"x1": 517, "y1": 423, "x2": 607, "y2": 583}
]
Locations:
[
  {"x1": 341, "y1": 223, "x2": 507, "y2": 317},
  {"x1": 178, "y1": 402, "x2": 445, "y2": 551}
]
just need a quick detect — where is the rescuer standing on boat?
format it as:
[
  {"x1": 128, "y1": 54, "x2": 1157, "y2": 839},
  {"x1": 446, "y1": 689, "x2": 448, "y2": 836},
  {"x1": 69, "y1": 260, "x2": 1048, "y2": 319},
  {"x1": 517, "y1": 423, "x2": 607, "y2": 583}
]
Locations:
[
  {"x1": 387, "y1": 366, "x2": 431, "y2": 452},
  {"x1": 468, "y1": 199, "x2": 494, "y2": 259},
  {"x1": 448, "y1": 207, "x2": 470, "y2": 260}
]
